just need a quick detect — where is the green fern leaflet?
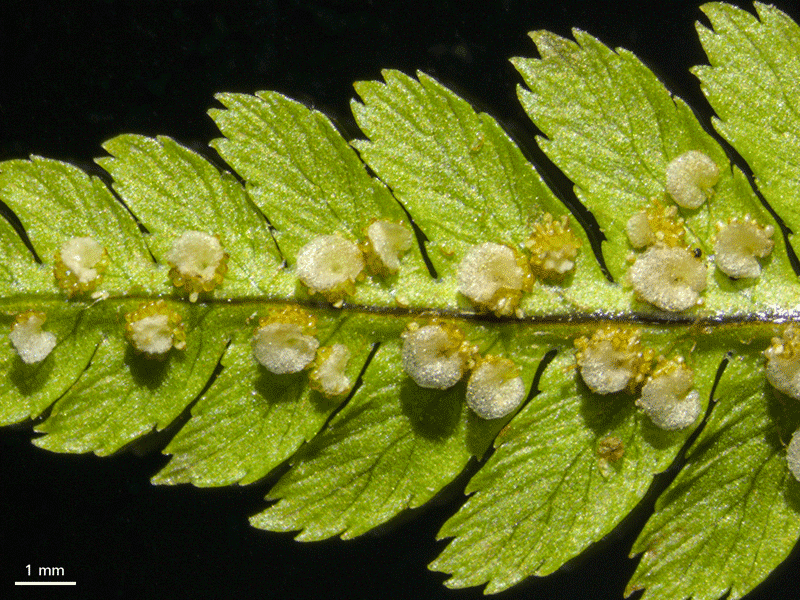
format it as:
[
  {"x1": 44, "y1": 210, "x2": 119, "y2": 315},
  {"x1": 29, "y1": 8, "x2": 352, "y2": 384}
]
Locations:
[{"x1": 3, "y1": 3, "x2": 800, "y2": 598}]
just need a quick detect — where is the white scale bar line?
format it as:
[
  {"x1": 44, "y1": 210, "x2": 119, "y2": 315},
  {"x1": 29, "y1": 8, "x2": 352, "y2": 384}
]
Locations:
[{"x1": 15, "y1": 582, "x2": 77, "y2": 585}]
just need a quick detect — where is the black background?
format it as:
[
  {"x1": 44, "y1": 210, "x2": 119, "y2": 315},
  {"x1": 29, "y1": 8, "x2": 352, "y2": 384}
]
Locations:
[{"x1": 2, "y1": 1, "x2": 800, "y2": 599}]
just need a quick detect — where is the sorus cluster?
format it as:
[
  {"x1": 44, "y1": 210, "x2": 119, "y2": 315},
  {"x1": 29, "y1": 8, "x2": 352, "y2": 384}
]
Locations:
[
  {"x1": 625, "y1": 150, "x2": 774, "y2": 313},
  {"x1": 574, "y1": 326, "x2": 701, "y2": 432},
  {"x1": 455, "y1": 212, "x2": 580, "y2": 318}
]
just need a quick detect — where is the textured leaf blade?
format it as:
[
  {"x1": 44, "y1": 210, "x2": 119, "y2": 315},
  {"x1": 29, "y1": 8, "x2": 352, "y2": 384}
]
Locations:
[
  {"x1": 628, "y1": 331, "x2": 800, "y2": 600},
  {"x1": 0, "y1": 302, "x2": 98, "y2": 425},
  {"x1": 210, "y1": 91, "x2": 405, "y2": 252},
  {"x1": 2, "y1": 5, "x2": 800, "y2": 598},
  {"x1": 252, "y1": 323, "x2": 544, "y2": 541},
  {"x1": 695, "y1": 2, "x2": 800, "y2": 241},
  {"x1": 352, "y1": 70, "x2": 549, "y2": 249},
  {"x1": 0, "y1": 214, "x2": 46, "y2": 294},
  {"x1": 351, "y1": 69, "x2": 617, "y2": 314},
  {"x1": 33, "y1": 303, "x2": 229, "y2": 455},
  {"x1": 153, "y1": 309, "x2": 375, "y2": 487},
  {"x1": 512, "y1": 29, "x2": 794, "y2": 313},
  {"x1": 0, "y1": 156, "x2": 161, "y2": 425},
  {"x1": 431, "y1": 329, "x2": 722, "y2": 593},
  {"x1": 0, "y1": 156, "x2": 156, "y2": 293},
  {"x1": 97, "y1": 134, "x2": 291, "y2": 298},
  {"x1": 209, "y1": 91, "x2": 437, "y2": 308}
]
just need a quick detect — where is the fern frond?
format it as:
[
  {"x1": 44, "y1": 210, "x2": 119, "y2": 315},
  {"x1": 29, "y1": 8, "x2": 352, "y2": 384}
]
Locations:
[{"x1": 3, "y1": 3, "x2": 800, "y2": 599}]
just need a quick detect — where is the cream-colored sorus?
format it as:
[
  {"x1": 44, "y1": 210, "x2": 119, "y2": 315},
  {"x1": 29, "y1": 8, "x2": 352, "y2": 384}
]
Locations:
[
  {"x1": 787, "y1": 427, "x2": 800, "y2": 482},
  {"x1": 764, "y1": 326, "x2": 800, "y2": 400},
  {"x1": 124, "y1": 301, "x2": 186, "y2": 357},
  {"x1": 574, "y1": 326, "x2": 653, "y2": 394},
  {"x1": 713, "y1": 215, "x2": 774, "y2": 279},
  {"x1": 636, "y1": 358, "x2": 701, "y2": 430},
  {"x1": 54, "y1": 236, "x2": 109, "y2": 297},
  {"x1": 165, "y1": 231, "x2": 229, "y2": 302},
  {"x1": 401, "y1": 322, "x2": 474, "y2": 390},
  {"x1": 466, "y1": 356, "x2": 525, "y2": 419},
  {"x1": 309, "y1": 344, "x2": 352, "y2": 398},
  {"x1": 628, "y1": 246, "x2": 707, "y2": 312},
  {"x1": 9, "y1": 311, "x2": 57, "y2": 364},
  {"x1": 362, "y1": 220, "x2": 414, "y2": 275},
  {"x1": 625, "y1": 200, "x2": 686, "y2": 249},
  {"x1": 295, "y1": 235, "x2": 364, "y2": 303},
  {"x1": 252, "y1": 307, "x2": 319, "y2": 375},
  {"x1": 456, "y1": 242, "x2": 531, "y2": 317},
  {"x1": 665, "y1": 150, "x2": 720, "y2": 209},
  {"x1": 526, "y1": 213, "x2": 580, "y2": 280}
]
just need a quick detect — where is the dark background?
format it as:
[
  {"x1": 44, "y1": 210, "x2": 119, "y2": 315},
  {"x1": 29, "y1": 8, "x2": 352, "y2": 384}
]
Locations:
[{"x1": 2, "y1": 1, "x2": 800, "y2": 599}]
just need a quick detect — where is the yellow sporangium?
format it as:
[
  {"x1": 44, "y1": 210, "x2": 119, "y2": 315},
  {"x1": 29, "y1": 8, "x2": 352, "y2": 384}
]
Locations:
[
  {"x1": 628, "y1": 245, "x2": 707, "y2": 312},
  {"x1": 252, "y1": 306, "x2": 319, "y2": 375},
  {"x1": 713, "y1": 215, "x2": 774, "y2": 279},
  {"x1": 9, "y1": 311, "x2": 57, "y2": 364},
  {"x1": 456, "y1": 242, "x2": 532, "y2": 317},
  {"x1": 764, "y1": 325, "x2": 800, "y2": 401},
  {"x1": 465, "y1": 355, "x2": 526, "y2": 419},
  {"x1": 636, "y1": 357, "x2": 701, "y2": 430},
  {"x1": 53, "y1": 236, "x2": 109, "y2": 297},
  {"x1": 165, "y1": 231, "x2": 229, "y2": 302},
  {"x1": 401, "y1": 320, "x2": 476, "y2": 390},
  {"x1": 625, "y1": 198, "x2": 687, "y2": 249},
  {"x1": 360, "y1": 220, "x2": 414, "y2": 276},
  {"x1": 309, "y1": 344, "x2": 352, "y2": 398},
  {"x1": 574, "y1": 326, "x2": 653, "y2": 394},
  {"x1": 124, "y1": 300, "x2": 186, "y2": 357},
  {"x1": 526, "y1": 213, "x2": 580, "y2": 280},
  {"x1": 665, "y1": 150, "x2": 720, "y2": 209},
  {"x1": 295, "y1": 234, "x2": 365, "y2": 305}
]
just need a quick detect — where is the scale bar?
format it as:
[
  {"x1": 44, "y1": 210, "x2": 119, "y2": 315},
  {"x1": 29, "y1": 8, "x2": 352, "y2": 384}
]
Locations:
[{"x1": 15, "y1": 582, "x2": 76, "y2": 586}]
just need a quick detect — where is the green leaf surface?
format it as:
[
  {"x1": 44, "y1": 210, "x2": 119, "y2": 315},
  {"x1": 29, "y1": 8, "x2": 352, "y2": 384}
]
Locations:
[
  {"x1": 33, "y1": 302, "x2": 229, "y2": 455},
  {"x1": 512, "y1": 28, "x2": 796, "y2": 315},
  {"x1": 695, "y1": 2, "x2": 800, "y2": 241},
  {"x1": 351, "y1": 69, "x2": 616, "y2": 314},
  {"x1": 0, "y1": 213, "x2": 43, "y2": 294},
  {"x1": 209, "y1": 92, "x2": 438, "y2": 308},
  {"x1": 153, "y1": 308, "x2": 375, "y2": 487},
  {"x1": 3, "y1": 4, "x2": 800, "y2": 599},
  {"x1": 628, "y1": 329, "x2": 800, "y2": 600},
  {"x1": 98, "y1": 134, "x2": 291, "y2": 299},
  {"x1": 0, "y1": 156, "x2": 156, "y2": 294},
  {"x1": 210, "y1": 91, "x2": 405, "y2": 256},
  {"x1": 251, "y1": 329, "x2": 528, "y2": 541},
  {"x1": 0, "y1": 302, "x2": 98, "y2": 425},
  {"x1": 431, "y1": 329, "x2": 723, "y2": 593}
]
